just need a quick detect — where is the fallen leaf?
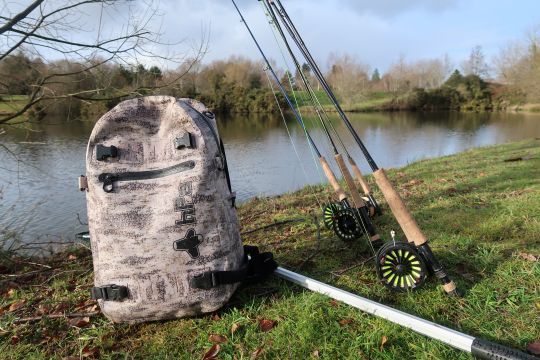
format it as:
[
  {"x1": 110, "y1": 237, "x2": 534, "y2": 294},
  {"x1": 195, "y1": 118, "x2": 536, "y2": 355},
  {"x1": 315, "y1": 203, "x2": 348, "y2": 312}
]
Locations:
[
  {"x1": 527, "y1": 340, "x2": 540, "y2": 355},
  {"x1": 81, "y1": 345, "x2": 99, "y2": 358},
  {"x1": 212, "y1": 314, "x2": 221, "y2": 321},
  {"x1": 8, "y1": 300, "x2": 25, "y2": 312},
  {"x1": 380, "y1": 335, "x2": 388, "y2": 351},
  {"x1": 202, "y1": 344, "x2": 220, "y2": 360},
  {"x1": 517, "y1": 252, "x2": 538, "y2": 262},
  {"x1": 258, "y1": 318, "x2": 276, "y2": 332},
  {"x1": 251, "y1": 347, "x2": 264, "y2": 359},
  {"x1": 11, "y1": 335, "x2": 20, "y2": 345},
  {"x1": 312, "y1": 350, "x2": 320, "y2": 357},
  {"x1": 7, "y1": 288, "x2": 16, "y2": 297},
  {"x1": 339, "y1": 319, "x2": 353, "y2": 327},
  {"x1": 231, "y1": 323, "x2": 242, "y2": 334},
  {"x1": 67, "y1": 254, "x2": 77, "y2": 261},
  {"x1": 209, "y1": 334, "x2": 227, "y2": 344},
  {"x1": 329, "y1": 299, "x2": 339, "y2": 307},
  {"x1": 535, "y1": 302, "x2": 540, "y2": 311},
  {"x1": 478, "y1": 172, "x2": 486, "y2": 177},
  {"x1": 68, "y1": 317, "x2": 90, "y2": 328}
]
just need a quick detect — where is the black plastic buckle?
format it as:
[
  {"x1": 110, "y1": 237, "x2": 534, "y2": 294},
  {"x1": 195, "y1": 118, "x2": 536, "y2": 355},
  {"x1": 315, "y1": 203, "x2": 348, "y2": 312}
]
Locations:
[
  {"x1": 174, "y1": 133, "x2": 195, "y2": 150},
  {"x1": 191, "y1": 272, "x2": 218, "y2": 290},
  {"x1": 91, "y1": 284, "x2": 128, "y2": 301},
  {"x1": 96, "y1": 145, "x2": 118, "y2": 161}
]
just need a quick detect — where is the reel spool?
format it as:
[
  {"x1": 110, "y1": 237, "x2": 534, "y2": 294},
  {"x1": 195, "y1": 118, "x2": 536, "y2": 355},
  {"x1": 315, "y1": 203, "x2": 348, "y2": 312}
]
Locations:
[
  {"x1": 323, "y1": 203, "x2": 365, "y2": 241},
  {"x1": 375, "y1": 242, "x2": 427, "y2": 292},
  {"x1": 331, "y1": 208, "x2": 364, "y2": 241},
  {"x1": 323, "y1": 203, "x2": 341, "y2": 229}
]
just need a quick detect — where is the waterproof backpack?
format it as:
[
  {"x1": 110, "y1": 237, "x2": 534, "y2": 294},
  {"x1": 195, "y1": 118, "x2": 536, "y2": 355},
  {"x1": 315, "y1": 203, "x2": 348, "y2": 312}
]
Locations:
[{"x1": 80, "y1": 96, "x2": 276, "y2": 323}]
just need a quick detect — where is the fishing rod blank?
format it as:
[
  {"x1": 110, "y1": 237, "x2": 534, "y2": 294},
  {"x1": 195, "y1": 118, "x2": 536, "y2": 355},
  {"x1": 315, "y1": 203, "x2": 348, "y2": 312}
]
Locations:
[
  {"x1": 267, "y1": 0, "x2": 459, "y2": 296},
  {"x1": 230, "y1": 0, "x2": 359, "y2": 222},
  {"x1": 275, "y1": 267, "x2": 536, "y2": 360}
]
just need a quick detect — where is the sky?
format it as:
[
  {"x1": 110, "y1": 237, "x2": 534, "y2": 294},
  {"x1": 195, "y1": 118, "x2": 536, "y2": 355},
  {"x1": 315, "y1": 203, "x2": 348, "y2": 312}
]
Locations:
[
  {"x1": 4, "y1": 0, "x2": 540, "y2": 74},
  {"x1": 152, "y1": 0, "x2": 540, "y2": 73}
]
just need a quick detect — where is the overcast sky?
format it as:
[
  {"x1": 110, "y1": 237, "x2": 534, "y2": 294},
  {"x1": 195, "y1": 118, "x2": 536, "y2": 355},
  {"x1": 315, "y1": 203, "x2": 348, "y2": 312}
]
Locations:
[
  {"x1": 151, "y1": 0, "x2": 539, "y2": 73},
  {"x1": 5, "y1": 0, "x2": 540, "y2": 73}
]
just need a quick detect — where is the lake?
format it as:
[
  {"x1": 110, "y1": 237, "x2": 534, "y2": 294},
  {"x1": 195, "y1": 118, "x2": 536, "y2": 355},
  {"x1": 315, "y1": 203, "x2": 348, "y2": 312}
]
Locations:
[{"x1": 1, "y1": 111, "x2": 539, "y2": 247}]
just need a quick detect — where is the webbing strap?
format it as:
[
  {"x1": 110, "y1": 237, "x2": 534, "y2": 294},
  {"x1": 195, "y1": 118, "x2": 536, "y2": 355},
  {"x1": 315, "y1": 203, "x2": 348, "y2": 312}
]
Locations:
[{"x1": 190, "y1": 245, "x2": 277, "y2": 290}]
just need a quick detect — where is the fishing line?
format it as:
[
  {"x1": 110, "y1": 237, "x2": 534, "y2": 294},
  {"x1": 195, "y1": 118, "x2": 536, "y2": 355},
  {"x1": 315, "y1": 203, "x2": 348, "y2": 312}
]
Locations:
[
  {"x1": 261, "y1": 0, "x2": 377, "y2": 254},
  {"x1": 263, "y1": 68, "x2": 324, "y2": 211},
  {"x1": 259, "y1": 1, "x2": 327, "y2": 186}
]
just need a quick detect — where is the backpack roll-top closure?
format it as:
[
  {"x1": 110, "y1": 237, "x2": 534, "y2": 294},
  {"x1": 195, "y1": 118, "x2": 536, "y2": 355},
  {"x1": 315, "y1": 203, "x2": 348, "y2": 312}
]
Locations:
[{"x1": 85, "y1": 96, "x2": 245, "y2": 323}]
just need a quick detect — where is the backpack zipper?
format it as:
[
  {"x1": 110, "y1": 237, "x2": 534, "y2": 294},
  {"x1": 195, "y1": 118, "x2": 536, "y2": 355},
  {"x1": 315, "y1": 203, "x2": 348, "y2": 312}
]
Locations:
[{"x1": 98, "y1": 160, "x2": 195, "y2": 193}]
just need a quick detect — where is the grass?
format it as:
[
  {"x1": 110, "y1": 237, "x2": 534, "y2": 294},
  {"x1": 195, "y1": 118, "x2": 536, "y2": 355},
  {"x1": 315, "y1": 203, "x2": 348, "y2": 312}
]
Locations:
[
  {"x1": 294, "y1": 91, "x2": 396, "y2": 113},
  {"x1": 0, "y1": 95, "x2": 28, "y2": 115},
  {"x1": 1, "y1": 140, "x2": 539, "y2": 359}
]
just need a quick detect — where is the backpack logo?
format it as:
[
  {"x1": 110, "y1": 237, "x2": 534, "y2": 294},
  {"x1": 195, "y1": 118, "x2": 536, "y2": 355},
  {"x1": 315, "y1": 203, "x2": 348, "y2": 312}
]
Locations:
[{"x1": 173, "y1": 228, "x2": 203, "y2": 258}]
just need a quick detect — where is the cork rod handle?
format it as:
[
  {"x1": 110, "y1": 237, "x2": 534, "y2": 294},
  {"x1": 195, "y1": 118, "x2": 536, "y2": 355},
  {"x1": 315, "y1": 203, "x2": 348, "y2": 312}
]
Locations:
[
  {"x1": 320, "y1": 156, "x2": 347, "y2": 201},
  {"x1": 348, "y1": 157, "x2": 372, "y2": 195},
  {"x1": 334, "y1": 154, "x2": 366, "y2": 208},
  {"x1": 373, "y1": 169, "x2": 427, "y2": 246}
]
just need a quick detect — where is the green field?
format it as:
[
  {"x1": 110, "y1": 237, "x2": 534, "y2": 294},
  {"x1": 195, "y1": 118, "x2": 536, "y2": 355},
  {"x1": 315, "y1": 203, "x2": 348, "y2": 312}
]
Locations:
[
  {"x1": 1, "y1": 140, "x2": 539, "y2": 359},
  {"x1": 295, "y1": 91, "x2": 396, "y2": 112},
  {"x1": 0, "y1": 95, "x2": 28, "y2": 116}
]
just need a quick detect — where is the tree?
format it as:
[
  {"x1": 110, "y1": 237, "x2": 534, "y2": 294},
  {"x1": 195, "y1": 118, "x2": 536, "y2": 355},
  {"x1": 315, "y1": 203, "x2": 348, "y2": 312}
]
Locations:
[
  {"x1": 371, "y1": 68, "x2": 381, "y2": 82},
  {"x1": 444, "y1": 70, "x2": 464, "y2": 88},
  {"x1": 494, "y1": 26, "x2": 540, "y2": 102},
  {"x1": 461, "y1": 45, "x2": 489, "y2": 78},
  {"x1": 0, "y1": 0, "x2": 205, "y2": 124},
  {"x1": 326, "y1": 53, "x2": 370, "y2": 106}
]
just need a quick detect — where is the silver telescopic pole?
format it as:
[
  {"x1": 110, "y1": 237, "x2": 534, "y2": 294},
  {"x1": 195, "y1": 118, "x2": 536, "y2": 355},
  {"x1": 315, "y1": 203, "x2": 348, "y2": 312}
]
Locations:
[{"x1": 274, "y1": 267, "x2": 535, "y2": 359}]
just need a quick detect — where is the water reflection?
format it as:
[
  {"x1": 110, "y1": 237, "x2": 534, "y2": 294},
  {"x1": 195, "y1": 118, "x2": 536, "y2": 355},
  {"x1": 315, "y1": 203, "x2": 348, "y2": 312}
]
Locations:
[{"x1": 1, "y1": 111, "x2": 539, "y2": 244}]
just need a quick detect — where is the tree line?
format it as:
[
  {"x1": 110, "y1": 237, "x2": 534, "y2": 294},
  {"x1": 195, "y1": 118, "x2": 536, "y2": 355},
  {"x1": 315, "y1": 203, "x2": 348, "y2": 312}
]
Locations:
[{"x1": 1, "y1": 3, "x2": 539, "y2": 122}]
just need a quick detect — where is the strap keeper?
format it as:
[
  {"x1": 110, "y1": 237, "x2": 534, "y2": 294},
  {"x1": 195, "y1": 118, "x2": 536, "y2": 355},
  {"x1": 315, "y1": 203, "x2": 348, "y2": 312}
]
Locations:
[
  {"x1": 190, "y1": 272, "x2": 218, "y2": 290},
  {"x1": 91, "y1": 284, "x2": 128, "y2": 301}
]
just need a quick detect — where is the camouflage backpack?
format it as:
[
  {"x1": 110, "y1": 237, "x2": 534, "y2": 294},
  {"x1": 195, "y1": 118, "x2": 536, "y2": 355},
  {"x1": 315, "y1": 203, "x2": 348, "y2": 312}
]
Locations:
[{"x1": 79, "y1": 96, "x2": 276, "y2": 323}]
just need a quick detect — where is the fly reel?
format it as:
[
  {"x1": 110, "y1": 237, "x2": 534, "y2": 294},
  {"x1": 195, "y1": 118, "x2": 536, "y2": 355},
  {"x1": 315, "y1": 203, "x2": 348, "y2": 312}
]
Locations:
[
  {"x1": 375, "y1": 242, "x2": 427, "y2": 292},
  {"x1": 323, "y1": 203, "x2": 364, "y2": 241}
]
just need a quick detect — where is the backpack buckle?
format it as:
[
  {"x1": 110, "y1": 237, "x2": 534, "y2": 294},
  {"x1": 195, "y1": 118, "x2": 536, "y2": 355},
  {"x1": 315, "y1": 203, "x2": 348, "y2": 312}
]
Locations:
[
  {"x1": 91, "y1": 284, "x2": 128, "y2": 301},
  {"x1": 96, "y1": 145, "x2": 118, "y2": 161}
]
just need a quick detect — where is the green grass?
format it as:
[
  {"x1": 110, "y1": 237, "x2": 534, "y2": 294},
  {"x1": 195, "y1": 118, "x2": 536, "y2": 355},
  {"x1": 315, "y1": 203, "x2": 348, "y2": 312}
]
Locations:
[
  {"x1": 1, "y1": 140, "x2": 539, "y2": 359},
  {"x1": 0, "y1": 95, "x2": 28, "y2": 115},
  {"x1": 296, "y1": 91, "x2": 397, "y2": 112}
]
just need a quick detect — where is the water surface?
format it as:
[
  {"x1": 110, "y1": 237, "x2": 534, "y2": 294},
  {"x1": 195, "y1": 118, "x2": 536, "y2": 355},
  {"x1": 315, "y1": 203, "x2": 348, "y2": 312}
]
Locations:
[{"x1": 1, "y1": 111, "x2": 539, "y2": 245}]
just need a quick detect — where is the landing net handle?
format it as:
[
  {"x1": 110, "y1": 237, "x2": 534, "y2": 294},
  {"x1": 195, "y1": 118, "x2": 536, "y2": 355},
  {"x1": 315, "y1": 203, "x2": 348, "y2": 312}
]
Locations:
[{"x1": 275, "y1": 267, "x2": 536, "y2": 360}]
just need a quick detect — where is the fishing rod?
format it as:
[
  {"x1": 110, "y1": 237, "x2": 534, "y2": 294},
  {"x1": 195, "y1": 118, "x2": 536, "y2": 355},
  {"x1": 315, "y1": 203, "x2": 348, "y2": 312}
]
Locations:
[
  {"x1": 230, "y1": 0, "x2": 384, "y2": 251},
  {"x1": 260, "y1": 0, "x2": 382, "y2": 222},
  {"x1": 267, "y1": 0, "x2": 459, "y2": 296},
  {"x1": 275, "y1": 267, "x2": 536, "y2": 360},
  {"x1": 234, "y1": 0, "x2": 429, "y2": 292}
]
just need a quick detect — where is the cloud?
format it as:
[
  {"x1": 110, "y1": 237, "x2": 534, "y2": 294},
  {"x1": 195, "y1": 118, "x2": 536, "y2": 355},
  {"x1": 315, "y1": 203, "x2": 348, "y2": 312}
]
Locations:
[{"x1": 340, "y1": 0, "x2": 459, "y2": 17}]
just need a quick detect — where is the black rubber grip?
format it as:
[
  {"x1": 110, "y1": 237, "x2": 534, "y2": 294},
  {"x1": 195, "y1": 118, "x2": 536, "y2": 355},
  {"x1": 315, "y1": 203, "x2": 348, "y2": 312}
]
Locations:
[{"x1": 471, "y1": 338, "x2": 538, "y2": 360}]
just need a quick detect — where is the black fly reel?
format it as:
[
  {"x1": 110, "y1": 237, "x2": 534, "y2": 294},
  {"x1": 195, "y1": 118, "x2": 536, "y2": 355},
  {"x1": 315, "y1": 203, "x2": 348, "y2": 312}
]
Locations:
[
  {"x1": 323, "y1": 203, "x2": 364, "y2": 241},
  {"x1": 375, "y1": 241, "x2": 427, "y2": 292}
]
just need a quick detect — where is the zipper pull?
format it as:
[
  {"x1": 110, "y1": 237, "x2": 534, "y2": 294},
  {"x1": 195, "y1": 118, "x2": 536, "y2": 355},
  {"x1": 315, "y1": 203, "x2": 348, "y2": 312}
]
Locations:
[{"x1": 98, "y1": 173, "x2": 116, "y2": 193}]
